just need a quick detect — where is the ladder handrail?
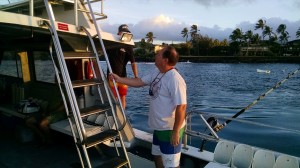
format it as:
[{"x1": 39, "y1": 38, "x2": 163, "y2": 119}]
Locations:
[
  {"x1": 83, "y1": 1, "x2": 131, "y2": 167},
  {"x1": 42, "y1": 1, "x2": 131, "y2": 167},
  {"x1": 80, "y1": 26, "x2": 128, "y2": 131},
  {"x1": 42, "y1": 0, "x2": 87, "y2": 140},
  {"x1": 43, "y1": 2, "x2": 94, "y2": 167},
  {"x1": 48, "y1": 41, "x2": 85, "y2": 168},
  {"x1": 85, "y1": 0, "x2": 128, "y2": 131}
]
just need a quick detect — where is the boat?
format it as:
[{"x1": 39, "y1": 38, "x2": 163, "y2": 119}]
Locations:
[
  {"x1": 1, "y1": 1, "x2": 299, "y2": 168},
  {"x1": 257, "y1": 69, "x2": 271, "y2": 73}
]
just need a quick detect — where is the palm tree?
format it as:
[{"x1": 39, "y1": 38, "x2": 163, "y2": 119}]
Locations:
[
  {"x1": 255, "y1": 19, "x2": 266, "y2": 40},
  {"x1": 263, "y1": 26, "x2": 279, "y2": 55},
  {"x1": 276, "y1": 24, "x2": 286, "y2": 34},
  {"x1": 190, "y1": 24, "x2": 200, "y2": 55},
  {"x1": 181, "y1": 27, "x2": 191, "y2": 55},
  {"x1": 181, "y1": 27, "x2": 189, "y2": 42},
  {"x1": 244, "y1": 30, "x2": 253, "y2": 56},
  {"x1": 252, "y1": 33, "x2": 260, "y2": 45},
  {"x1": 229, "y1": 28, "x2": 244, "y2": 55},
  {"x1": 255, "y1": 19, "x2": 266, "y2": 30},
  {"x1": 190, "y1": 24, "x2": 199, "y2": 39},
  {"x1": 252, "y1": 33, "x2": 261, "y2": 56},
  {"x1": 262, "y1": 25, "x2": 272, "y2": 40},
  {"x1": 275, "y1": 24, "x2": 290, "y2": 56},
  {"x1": 276, "y1": 24, "x2": 290, "y2": 45},
  {"x1": 229, "y1": 28, "x2": 243, "y2": 43},
  {"x1": 269, "y1": 34, "x2": 278, "y2": 43},
  {"x1": 296, "y1": 27, "x2": 300, "y2": 39},
  {"x1": 278, "y1": 32, "x2": 290, "y2": 55},
  {"x1": 145, "y1": 32, "x2": 155, "y2": 44}
]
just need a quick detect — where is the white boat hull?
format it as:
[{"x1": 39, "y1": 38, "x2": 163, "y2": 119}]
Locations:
[{"x1": 257, "y1": 69, "x2": 271, "y2": 73}]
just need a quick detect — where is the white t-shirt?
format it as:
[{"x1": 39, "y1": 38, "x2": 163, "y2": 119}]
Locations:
[{"x1": 141, "y1": 68, "x2": 187, "y2": 130}]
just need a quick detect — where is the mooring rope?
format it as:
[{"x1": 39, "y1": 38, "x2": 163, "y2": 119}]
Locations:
[{"x1": 214, "y1": 67, "x2": 300, "y2": 132}]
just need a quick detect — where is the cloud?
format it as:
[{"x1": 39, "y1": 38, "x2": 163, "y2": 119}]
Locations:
[
  {"x1": 293, "y1": 0, "x2": 300, "y2": 9},
  {"x1": 191, "y1": 0, "x2": 255, "y2": 7},
  {"x1": 101, "y1": 15, "x2": 300, "y2": 44},
  {"x1": 102, "y1": 15, "x2": 187, "y2": 43}
]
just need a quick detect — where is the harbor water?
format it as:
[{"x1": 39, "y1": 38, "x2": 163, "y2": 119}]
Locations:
[
  {"x1": 1, "y1": 61, "x2": 299, "y2": 157},
  {"x1": 124, "y1": 62, "x2": 300, "y2": 157}
]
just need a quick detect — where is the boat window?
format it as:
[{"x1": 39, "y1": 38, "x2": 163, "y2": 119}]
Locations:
[
  {"x1": 0, "y1": 0, "x2": 31, "y2": 15},
  {"x1": 0, "y1": 0, "x2": 28, "y2": 7},
  {"x1": 0, "y1": 51, "x2": 23, "y2": 78},
  {"x1": 33, "y1": 51, "x2": 56, "y2": 84}
]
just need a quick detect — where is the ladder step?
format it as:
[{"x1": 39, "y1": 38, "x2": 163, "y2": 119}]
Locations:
[
  {"x1": 95, "y1": 15, "x2": 108, "y2": 20},
  {"x1": 95, "y1": 157, "x2": 128, "y2": 168},
  {"x1": 61, "y1": 0, "x2": 74, "y2": 3},
  {"x1": 72, "y1": 79, "x2": 103, "y2": 88},
  {"x1": 63, "y1": 52, "x2": 95, "y2": 59},
  {"x1": 85, "y1": 129, "x2": 118, "y2": 148},
  {"x1": 49, "y1": 0, "x2": 74, "y2": 4},
  {"x1": 80, "y1": 104, "x2": 111, "y2": 117}
]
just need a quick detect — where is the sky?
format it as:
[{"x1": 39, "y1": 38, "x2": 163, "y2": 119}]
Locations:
[{"x1": 99, "y1": 0, "x2": 300, "y2": 44}]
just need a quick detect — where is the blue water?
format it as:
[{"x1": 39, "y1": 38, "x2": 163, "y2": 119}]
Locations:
[
  {"x1": 1, "y1": 61, "x2": 299, "y2": 157},
  {"x1": 124, "y1": 62, "x2": 300, "y2": 157}
]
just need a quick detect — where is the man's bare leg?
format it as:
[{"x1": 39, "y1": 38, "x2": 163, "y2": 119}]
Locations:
[
  {"x1": 25, "y1": 117, "x2": 45, "y2": 143},
  {"x1": 154, "y1": 155, "x2": 164, "y2": 168},
  {"x1": 154, "y1": 155, "x2": 180, "y2": 168},
  {"x1": 121, "y1": 95, "x2": 126, "y2": 110}
]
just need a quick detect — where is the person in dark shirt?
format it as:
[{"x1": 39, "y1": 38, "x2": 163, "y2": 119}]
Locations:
[{"x1": 107, "y1": 24, "x2": 138, "y2": 109}]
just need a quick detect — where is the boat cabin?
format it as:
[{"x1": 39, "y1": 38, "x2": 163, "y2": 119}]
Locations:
[{"x1": 0, "y1": 1, "x2": 141, "y2": 167}]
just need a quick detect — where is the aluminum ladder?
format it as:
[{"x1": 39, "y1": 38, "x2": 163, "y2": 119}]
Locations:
[{"x1": 42, "y1": 0, "x2": 131, "y2": 167}]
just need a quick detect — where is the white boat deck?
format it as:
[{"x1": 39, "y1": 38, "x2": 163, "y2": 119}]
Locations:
[{"x1": 128, "y1": 152, "x2": 155, "y2": 168}]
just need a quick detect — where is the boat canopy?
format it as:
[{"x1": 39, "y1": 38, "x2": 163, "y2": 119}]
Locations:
[{"x1": 0, "y1": 0, "x2": 133, "y2": 52}]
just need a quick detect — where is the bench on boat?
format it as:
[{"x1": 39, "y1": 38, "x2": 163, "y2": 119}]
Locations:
[
  {"x1": 0, "y1": 80, "x2": 61, "y2": 116},
  {"x1": 205, "y1": 140, "x2": 300, "y2": 168},
  {"x1": 0, "y1": 81, "x2": 107, "y2": 140}
]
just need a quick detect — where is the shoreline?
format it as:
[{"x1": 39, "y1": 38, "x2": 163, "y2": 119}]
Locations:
[{"x1": 135, "y1": 56, "x2": 300, "y2": 63}]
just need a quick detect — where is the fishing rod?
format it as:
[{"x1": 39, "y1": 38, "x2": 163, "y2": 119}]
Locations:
[
  {"x1": 199, "y1": 67, "x2": 300, "y2": 151},
  {"x1": 213, "y1": 66, "x2": 300, "y2": 132}
]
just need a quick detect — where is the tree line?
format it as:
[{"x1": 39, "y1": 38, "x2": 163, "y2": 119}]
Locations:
[{"x1": 134, "y1": 19, "x2": 300, "y2": 59}]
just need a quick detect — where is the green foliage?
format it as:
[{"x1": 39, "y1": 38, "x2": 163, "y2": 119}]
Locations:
[
  {"x1": 134, "y1": 48, "x2": 146, "y2": 58},
  {"x1": 145, "y1": 32, "x2": 155, "y2": 44},
  {"x1": 297, "y1": 28, "x2": 300, "y2": 39},
  {"x1": 133, "y1": 20, "x2": 300, "y2": 57}
]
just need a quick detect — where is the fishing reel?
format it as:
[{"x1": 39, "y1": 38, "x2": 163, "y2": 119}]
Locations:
[
  {"x1": 206, "y1": 117, "x2": 224, "y2": 132},
  {"x1": 200, "y1": 116, "x2": 224, "y2": 152}
]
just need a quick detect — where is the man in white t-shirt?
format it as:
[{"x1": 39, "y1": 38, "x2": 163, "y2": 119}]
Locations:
[{"x1": 110, "y1": 46, "x2": 187, "y2": 168}]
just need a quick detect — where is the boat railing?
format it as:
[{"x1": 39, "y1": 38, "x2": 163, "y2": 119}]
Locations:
[
  {"x1": 0, "y1": 0, "x2": 44, "y2": 16},
  {"x1": 0, "y1": 0, "x2": 107, "y2": 27},
  {"x1": 0, "y1": 0, "x2": 29, "y2": 8},
  {"x1": 184, "y1": 111, "x2": 219, "y2": 142},
  {"x1": 184, "y1": 110, "x2": 300, "y2": 151}
]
